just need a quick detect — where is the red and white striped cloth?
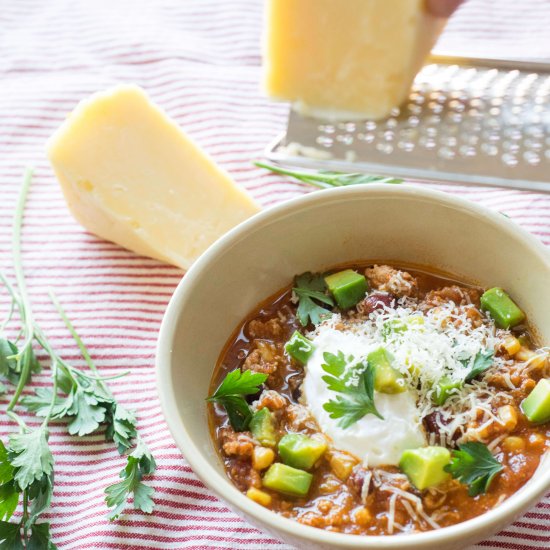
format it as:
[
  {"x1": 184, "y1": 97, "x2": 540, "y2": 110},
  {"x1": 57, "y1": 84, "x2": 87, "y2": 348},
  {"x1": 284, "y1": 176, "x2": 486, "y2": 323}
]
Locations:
[{"x1": 0, "y1": 0, "x2": 548, "y2": 548}]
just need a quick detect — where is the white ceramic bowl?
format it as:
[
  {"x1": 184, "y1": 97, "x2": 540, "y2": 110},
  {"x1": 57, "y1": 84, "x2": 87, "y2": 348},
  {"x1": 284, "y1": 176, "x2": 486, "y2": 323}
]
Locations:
[{"x1": 156, "y1": 184, "x2": 550, "y2": 550}]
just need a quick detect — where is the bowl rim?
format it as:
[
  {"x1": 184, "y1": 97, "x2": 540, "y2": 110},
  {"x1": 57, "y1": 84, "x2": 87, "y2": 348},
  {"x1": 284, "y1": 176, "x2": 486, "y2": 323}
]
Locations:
[{"x1": 156, "y1": 184, "x2": 550, "y2": 548}]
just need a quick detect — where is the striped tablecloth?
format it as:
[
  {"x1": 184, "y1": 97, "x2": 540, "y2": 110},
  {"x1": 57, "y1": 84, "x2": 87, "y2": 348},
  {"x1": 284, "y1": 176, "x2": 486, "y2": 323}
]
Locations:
[{"x1": 0, "y1": 0, "x2": 549, "y2": 548}]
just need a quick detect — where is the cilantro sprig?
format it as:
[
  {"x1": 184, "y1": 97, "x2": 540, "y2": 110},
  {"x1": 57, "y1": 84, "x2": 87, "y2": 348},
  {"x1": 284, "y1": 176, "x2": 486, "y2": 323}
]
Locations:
[
  {"x1": 255, "y1": 161, "x2": 403, "y2": 189},
  {"x1": 0, "y1": 170, "x2": 156, "y2": 547},
  {"x1": 293, "y1": 272, "x2": 334, "y2": 326},
  {"x1": 321, "y1": 351, "x2": 383, "y2": 428},
  {"x1": 444, "y1": 442, "x2": 503, "y2": 496},
  {"x1": 207, "y1": 369, "x2": 268, "y2": 431}
]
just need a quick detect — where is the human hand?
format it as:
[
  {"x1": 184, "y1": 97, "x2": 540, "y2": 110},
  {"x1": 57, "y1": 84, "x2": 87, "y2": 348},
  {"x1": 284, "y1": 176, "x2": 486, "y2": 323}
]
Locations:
[{"x1": 427, "y1": 0, "x2": 465, "y2": 17}]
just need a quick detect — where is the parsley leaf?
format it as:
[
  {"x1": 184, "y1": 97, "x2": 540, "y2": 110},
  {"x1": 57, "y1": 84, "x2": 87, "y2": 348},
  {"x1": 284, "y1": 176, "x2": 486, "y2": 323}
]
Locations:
[
  {"x1": 462, "y1": 349, "x2": 494, "y2": 383},
  {"x1": 105, "y1": 436, "x2": 156, "y2": 521},
  {"x1": 206, "y1": 369, "x2": 268, "y2": 431},
  {"x1": 0, "y1": 340, "x2": 19, "y2": 384},
  {"x1": 9, "y1": 428, "x2": 54, "y2": 491},
  {"x1": 255, "y1": 162, "x2": 403, "y2": 188},
  {"x1": 444, "y1": 441, "x2": 503, "y2": 496},
  {"x1": 27, "y1": 474, "x2": 53, "y2": 525},
  {"x1": 210, "y1": 369, "x2": 269, "y2": 398},
  {"x1": 0, "y1": 519, "x2": 23, "y2": 549},
  {"x1": 293, "y1": 272, "x2": 334, "y2": 326},
  {"x1": 0, "y1": 339, "x2": 40, "y2": 386},
  {"x1": 0, "y1": 482, "x2": 19, "y2": 522},
  {"x1": 105, "y1": 404, "x2": 138, "y2": 454},
  {"x1": 28, "y1": 522, "x2": 58, "y2": 550},
  {"x1": 0, "y1": 441, "x2": 15, "y2": 485},
  {"x1": 321, "y1": 354, "x2": 383, "y2": 428}
]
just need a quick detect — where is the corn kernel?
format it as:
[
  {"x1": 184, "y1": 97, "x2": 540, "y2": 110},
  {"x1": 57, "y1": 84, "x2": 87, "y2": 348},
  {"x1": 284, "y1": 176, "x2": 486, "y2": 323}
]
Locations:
[
  {"x1": 502, "y1": 335, "x2": 521, "y2": 356},
  {"x1": 502, "y1": 436, "x2": 525, "y2": 452},
  {"x1": 329, "y1": 451, "x2": 358, "y2": 481},
  {"x1": 516, "y1": 347, "x2": 531, "y2": 361},
  {"x1": 246, "y1": 487, "x2": 272, "y2": 507},
  {"x1": 252, "y1": 446, "x2": 275, "y2": 470},
  {"x1": 498, "y1": 405, "x2": 518, "y2": 431},
  {"x1": 318, "y1": 475, "x2": 341, "y2": 495},
  {"x1": 354, "y1": 507, "x2": 372, "y2": 527}
]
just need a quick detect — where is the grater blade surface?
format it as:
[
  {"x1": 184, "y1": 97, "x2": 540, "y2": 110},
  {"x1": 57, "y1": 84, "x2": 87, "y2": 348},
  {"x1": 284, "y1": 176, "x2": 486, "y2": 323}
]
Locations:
[{"x1": 266, "y1": 59, "x2": 550, "y2": 192}]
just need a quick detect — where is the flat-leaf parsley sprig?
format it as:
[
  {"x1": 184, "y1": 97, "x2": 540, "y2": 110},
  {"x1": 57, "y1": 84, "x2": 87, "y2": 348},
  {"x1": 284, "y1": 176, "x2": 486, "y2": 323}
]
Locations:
[
  {"x1": 444, "y1": 441, "x2": 503, "y2": 496},
  {"x1": 321, "y1": 351, "x2": 383, "y2": 428},
  {"x1": 293, "y1": 272, "x2": 334, "y2": 327},
  {"x1": 255, "y1": 161, "x2": 403, "y2": 189},
  {"x1": 207, "y1": 369, "x2": 268, "y2": 431},
  {"x1": 462, "y1": 349, "x2": 494, "y2": 383},
  {"x1": 0, "y1": 170, "x2": 156, "y2": 548}
]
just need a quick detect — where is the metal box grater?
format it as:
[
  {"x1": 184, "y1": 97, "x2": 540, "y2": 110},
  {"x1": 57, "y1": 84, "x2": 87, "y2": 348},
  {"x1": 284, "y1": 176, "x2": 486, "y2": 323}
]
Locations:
[{"x1": 265, "y1": 57, "x2": 550, "y2": 192}]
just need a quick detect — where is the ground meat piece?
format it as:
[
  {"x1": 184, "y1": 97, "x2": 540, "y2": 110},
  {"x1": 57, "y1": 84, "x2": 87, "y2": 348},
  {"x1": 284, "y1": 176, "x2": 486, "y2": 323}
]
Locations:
[
  {"x1": 256, "y1": 389, "x2": 287, "y2": 411},
  {"x1": 243, "y1": 339, "x2": 288, "y2": 388},
  {"x1": 247, "y1": 318, "x2": 284, "y2": 339},
  {"x1": 220, "y1": 428, "x2": 254, "y2": 459},
  {"x1": 423, "y1": 285, "x2": 482, "y2": 308},
  {"x1": 284, "y1": 404, "x2": 320, "y2": 433},
  {"x1": 229, "y1": 460, "x2": 262, "y2": 491},
  {"x1": 364, "y1": 265, "x2": 418, "y2": 297},
  {"x1": 243, "y1": 348, "x2": 279, "y2": 387}
]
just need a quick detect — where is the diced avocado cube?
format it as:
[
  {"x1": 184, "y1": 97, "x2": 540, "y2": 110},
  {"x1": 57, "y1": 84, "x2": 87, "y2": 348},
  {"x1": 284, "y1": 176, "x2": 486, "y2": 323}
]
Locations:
[
  {"x1": 367, "y1": 347, "x2": 406, "y2": 394},
  {"x1": 284, "y1": 331, "x2": 315, "y2": 364},
  {"x1": 250, "y1": 408, "x2": 278, "y2": 447},
  {"x1": 480, "y1": 288, "x2": 525, "y2": 329},
  {"x1": 433, "y1": 376, "x2": 462, "y2": 405},
  {"x1": 262, "y1": 463, "x2": 313, "y2": 497},
  {"x1": 278, "y1": 433, "x2": 327, "y2": 470},
  {"x1": 324, "y1": 269, "x2": 369, "y2": 310},
  {"x1": 521, "y1": 379, "x2": 550, "y2": 424},
  {"x1": 382, "y1": 316, "x2": 424, "y2": 340},
  {"x1": 399, "y1": 446, "x2": 451, "y2": 490}
]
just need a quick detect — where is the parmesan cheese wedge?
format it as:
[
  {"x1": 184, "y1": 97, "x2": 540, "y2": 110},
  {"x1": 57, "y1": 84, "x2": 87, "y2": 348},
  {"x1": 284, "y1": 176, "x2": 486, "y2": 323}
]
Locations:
[
  {"x1": 47, "y1": 85, "x2": 259, "y2": 270},
  {"x1": 263, "y1": 0, "x2": 447, "y2": 120}
]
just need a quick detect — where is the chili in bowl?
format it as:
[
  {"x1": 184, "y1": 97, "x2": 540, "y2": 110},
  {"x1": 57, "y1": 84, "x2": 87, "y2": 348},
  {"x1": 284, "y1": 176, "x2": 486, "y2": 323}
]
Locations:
[{"x1": 156, "y1": 184, "x2": 550, "y2": 550}]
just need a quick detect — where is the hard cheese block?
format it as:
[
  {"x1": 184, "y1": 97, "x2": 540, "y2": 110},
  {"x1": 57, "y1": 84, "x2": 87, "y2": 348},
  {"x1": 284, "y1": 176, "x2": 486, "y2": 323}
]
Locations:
[
  {"x1": 263, "y1": 0, "x2": 447, "y2": 120},
  {"x1": 47, "y1": 85, "x2": 259, "y2": 270}
]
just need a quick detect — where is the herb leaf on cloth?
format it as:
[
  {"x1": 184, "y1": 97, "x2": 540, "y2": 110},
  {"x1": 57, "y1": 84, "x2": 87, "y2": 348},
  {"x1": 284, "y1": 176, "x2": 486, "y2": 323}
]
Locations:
[
  {"x1": 105, "y1": 437, "x2": 157, "y2": 520},
  {"x1": 255, "y1": 162, "x2": 403, "y2": 188},
  {"x1": 444, "y1": 441, "x2": 503, "y2": 496}
]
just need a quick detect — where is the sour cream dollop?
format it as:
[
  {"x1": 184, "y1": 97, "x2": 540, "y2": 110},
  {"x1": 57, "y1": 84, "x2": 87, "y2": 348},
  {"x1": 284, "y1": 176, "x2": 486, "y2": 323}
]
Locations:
[{"x1": 302, "y1": 326, "x2": 426, "y2": 467}]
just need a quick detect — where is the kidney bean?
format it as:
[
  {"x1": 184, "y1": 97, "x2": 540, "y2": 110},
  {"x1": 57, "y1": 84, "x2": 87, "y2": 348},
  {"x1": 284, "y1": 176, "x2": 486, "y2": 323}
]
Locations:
[{"x1": 361, "y1": 292, "x2": 396, "y2": 314}]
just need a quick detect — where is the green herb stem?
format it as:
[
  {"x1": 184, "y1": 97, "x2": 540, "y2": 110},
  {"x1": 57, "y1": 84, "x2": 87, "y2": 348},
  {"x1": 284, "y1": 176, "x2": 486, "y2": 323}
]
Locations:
[
  {"x1": 7, "y1": 168, "x2": 35, "y2": 411},
  {"x1": 254, "y1": 161, "x2": 403, "y2": 188}
]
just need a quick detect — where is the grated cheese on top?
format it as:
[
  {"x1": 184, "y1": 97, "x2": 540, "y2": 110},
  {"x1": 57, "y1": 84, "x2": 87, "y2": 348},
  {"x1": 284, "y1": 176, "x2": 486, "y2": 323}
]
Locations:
[{"x1": 306, "y1": 294, "x2": 519, "y2": 446}]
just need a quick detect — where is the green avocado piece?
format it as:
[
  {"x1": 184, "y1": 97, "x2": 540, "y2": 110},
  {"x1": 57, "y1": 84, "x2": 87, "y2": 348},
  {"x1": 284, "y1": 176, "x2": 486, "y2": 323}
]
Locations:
[
  {"x1": 399, "y1": 446, "x2": 451, "y2": 490},
  {"x1": 250, "y1": 408, "x2": 277, "y2": 448},
  {"x1": 262, "y1": 463, "x2": 313, "y2": 497},
  {"x1": 521, "y1": 379, "x2": 550, "y2": 424},
  {"x1": 480, "y1": 287, "x2": 525, "y2": 329},
  {"x1": 324, "y1": 269, "x2": 369, "y2": 310},
  {"x1": 367, "y1": 347, "x2": 406, "y2": 394},
  {"x1": 433, "y1": 375, "x2": 462, "y2": 405},
  {"x1": 284, "y1": 331, "x2": 315, "y2": 364},
  {"x1": 278, "y1": 433, "x2": 327, "y2": 470}
]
